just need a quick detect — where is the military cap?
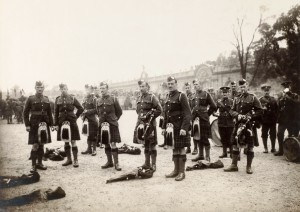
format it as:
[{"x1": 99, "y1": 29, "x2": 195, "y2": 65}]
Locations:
[
  {"x1": 208, "y1": 87, "x2": 214, "y2": 92},
  {"x1": 230, "y1": 81, "x2": 237, "y2": 86},
  {"x1": 192, "y1": 79, "x2": 199, "y2": 84},
  {"x1": 99, "y1": 81, "x2": 109, "y2": 88},
  {"x1": 281, "y1": 81, "x2": 292, "y2": 88},
  {"x1": 220, "y1": 86, "x2": 230, "y2": 92},
  {"x1": 184, "y1": 82, "x2": 191, "y2": 86},
  {"x1": 238, "y1": 79, "x2": 247, "y2": 86},
  {"x1": 167, "y1": 76, "x2": 177, "y2": 83},
  {"x1": 85, "y1": 84, "x2": 90, "y2": 89},
  {"x1": 59, "y1": 83, "x2": 67, "y2": 89},
  {"x1": 35, "y1": 81, "x2": 44, "y2": 87},
  {"x1": 138, "y1": 79, "x2": 146, "y2": 85},
  {"x1": 261, "y1": 84, "x2": 271, "y2": 90}
]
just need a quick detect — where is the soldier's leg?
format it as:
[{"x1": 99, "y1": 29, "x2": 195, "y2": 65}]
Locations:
[
  {"x1": 165, "y1": 149, "x2": 180, "y2": 178},
  {"x1": 111, "y1": 142, "x2": 121, "y2": 171},
  {"x1": 142, "y1": 143, "x2": 151, "y2": 169},
  {"x1": 71, "y1": 140, "x2": 79, "y2": 168},
  {"x1": 192, "y1": 138, "x2": 198, "y2": 155},
  {"x1": 81, "y1": 139, "x2": 92, "y2": 155},
  {"x1": 30, "y1": 144, "x2": 39, "y2": 173},
  {"x1": 62, "y1": 142, "x2": 72, "y2": 166},
  {"x1": 101, "y1": 144, "x2": 113, "y2": 169},
  {"x1": 175, "y1": 148, "x2": 186, "y2": 181},
  {"x1": 203, "y1": 138, "x2": 211, "y2": 162},
  {"x1": 36, "y1": 144, "x2": 47, "y2": 170},
  {"x1": 219, "y1": 127, "x2": 227, "y2": 158},
  {"x1": 261, "y1": 124, "x2": 269, "y2": 153},
  {"x1": 275, "y1": 124, "x2": 286, "y2": 156},
  {"x1": 150, "y1": 145, "x2": 157, "y2": 171},
  {"x1": 269, "y1": 123, "x2": 277, "y2": 152},
  {"x1": 192, "y1": 139, "x2": 204, "y2": 161},
  {"x1": 224, "y1": 145, "x2": 239, "y2": 172},
  {"x1": 91, "y1": 135, "x2": 97, "y2": 156}
]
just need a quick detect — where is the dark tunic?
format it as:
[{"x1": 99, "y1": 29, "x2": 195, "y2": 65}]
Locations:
[
  {"x1": 96, "y1": 94, "x2": 122, "y2": 143},
  {"x1": 134, "y1": 92, "x2": 162, "y2": 146},
  {"x1": 54, "y1": 94, "x2": 84, "y2": 141},
  {"x1": 162, "y1": 90, "x2": 192, "y2": 148},
  {"x1": 230, "y1": 92, "x2": 263, "y2": 147},
  {"x1": 82, "y1": 94, "x2": 99, "y2": 141},
  {"x1": 190, "y1": 90, "x2": 217, "y2": 140},
  {"x1": 23, "y1": 94, "x2": 53, "y2": 145}
]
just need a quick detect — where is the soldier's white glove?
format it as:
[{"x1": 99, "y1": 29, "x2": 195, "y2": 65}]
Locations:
[{"x1": 180, "y1": 129, "x2": 186, "y2": 136}]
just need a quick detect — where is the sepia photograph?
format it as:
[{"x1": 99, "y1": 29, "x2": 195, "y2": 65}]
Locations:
[{"x1": 0, "y1": 0, "x2": 300, "y2": 211}]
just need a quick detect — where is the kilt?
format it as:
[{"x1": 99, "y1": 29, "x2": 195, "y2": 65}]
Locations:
[
  {"x1": 87, "y1": 120, "x2": 98, "y2": 142},
  {"x1": 173, "y1": 127, "x2": 191, "y2": 149},
  {"x1": 57, "y1": 121, "x2": 80, "y2": 141},
  {"x1": 133, "y1": 124, "x2": 157, "y2": 147},
  {"x1": 28, "y1": 122, "x2": 52, "y2": 145},
  {"x1": 99, "y1": 124, "x2": 121, "y2": 144}
]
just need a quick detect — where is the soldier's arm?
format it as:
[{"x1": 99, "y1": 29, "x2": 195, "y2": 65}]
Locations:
[
  {"x1": 151, "y1": 95, "x2": 162, "y2": 119},
  {"x1": 84, "y1": 98, "x2": 97, "y2": 116},
  {"x1": 229, "y1": 98, "x2": 239, "y2": 118},
  {"x1": 251, "y1": 95, "x2": 263, "y2": 119},
  {"x1": 114, "y1": 97, "x2": 123, "y2": 120},
  {"x1": 74, "y1": 98, "x2": 84, "y2": 118},
  {"x1": 23, "y1": 97, "x2": 31, "y2": 127},
  {"x1": 207, "y1": 93, "x2": 217, "y2": 116},
  {"x1": 180, "y1": 93, "x2": 192, "y2": 131},
  {"x1": 46, "y1": 98, "x2": 53, "y2": 126}
]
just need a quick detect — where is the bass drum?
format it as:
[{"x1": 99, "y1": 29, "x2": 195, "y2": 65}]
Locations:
[
  {"x1": 210, "y1": 117, "x2": 222, "y2": 147},
  {"x1": 283, "y1": 136, "x2": 300, "y2": 162}
]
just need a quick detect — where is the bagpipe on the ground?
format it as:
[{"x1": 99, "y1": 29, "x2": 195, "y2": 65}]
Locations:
[
  {"x1": 118, "y1": 144, "x2": 141, "y2": 155},
  {"x1": 106, "y1": 167, "x2": 154, "y2": 184},
  {"x1": 186, "y1": 160, "x2": 224, "y2": 171},
  {"x1": 0, "y1": 172, "x2": 40, "y2": 188}
]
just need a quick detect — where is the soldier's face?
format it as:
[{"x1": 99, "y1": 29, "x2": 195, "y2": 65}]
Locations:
[
  {"x1": 35, "y1": 86, "x2": 44, "y2": 94},
  {"x1": 193, "y1": 82, "x2": 202, "y2": 91},
  {"x1": 139, "y1": 83, "x2": 148, "y2": 94},
  {"x1": 222, "y1": 91, "x2": 229, "y2": 98},
  {"x1": 100, "y1": 85, "x2": 108, "y2": 96},
  {"x1": 239, "y1": 84, "x2": 248, "y2": 93},
  {"x1": 60, "y1": 86, "x2": 68, "y2": 95},
  {"x1": 185, "y1": 85, "x2": 191, "y2": 92},
  {"x1": 264, "y1": 89, "x2": 270, "y2": 96},
  {"x1": 167, "y1": 80, "x2": 177, "y2": 91}
]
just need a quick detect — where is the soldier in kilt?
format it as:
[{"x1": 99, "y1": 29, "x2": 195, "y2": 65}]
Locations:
[
  {"x1": 214, "y1": 87, "x2": 234, "y2": 158},
  {"x1": 163, "y1": 76, "x2": 192, "y2": 181},
  {"x1": 224, "y1": 79, "x2": 263, "y2": 174},
  {"x1": 134, "y1": 80, "x2": 162, "y2": 171},
  {"x1": 259, "y1": 84, "x2": 278, "y2": 153},
  {"x1": 54, "y1": 83, "x2": 84, "y2": 168},
  {"x1": 96, "y1": 82, "x2": 123, "y2": 171},
  {"x1": 81, "y1": 85, "x2": 99, "y2": 156},
  {"x1": 23, "y1": 81, "x2": 53, "y2": 173},
  {"x1": 191, "y1": 79, "x2": 217, "y2": 162}
]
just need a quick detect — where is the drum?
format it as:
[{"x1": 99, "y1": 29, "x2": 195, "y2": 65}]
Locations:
[
  {"x1": 210, "y1": 119, "x2": 222, "y2": 146},
  {"x1": 283, "y1": 136, "x2": 300, "y2": 162}
]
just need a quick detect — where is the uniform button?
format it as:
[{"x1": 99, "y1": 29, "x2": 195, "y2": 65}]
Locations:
[{"x1": 104, "y1": 112, "x2": 106, "y2": 114}]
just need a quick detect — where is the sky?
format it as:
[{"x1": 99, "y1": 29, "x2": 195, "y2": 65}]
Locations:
[{"x1": 0, "y1": 0, "x2": 298, "y2": 93}]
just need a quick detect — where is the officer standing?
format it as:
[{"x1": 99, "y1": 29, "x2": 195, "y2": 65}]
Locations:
[
  {"x1": 23, "y1": 81, "x2": 53, "y2": 172},
  {"x1": 163, "y1": 76, "x2": 192, "y2": 181},
  {"x1": 275, "y1": 81, "x2": 299, "y2": 156},
  {"x1": 214, "y1": 86, "x2": 234, "y2": 158},
  {"x1": 191, "y1": 79, "x2": 217, "y2": 162},
  {"x1": 81, "y1": 85, "x2": 99, "y2": 156},
  {"x1": 259, "y1": 84, "x2": 278, "y2": 153},
  {"x1": 96, "y1": 82, "x2": 123, "y2": 171},
  {"x1": 230, "y1": 81, "x2": 240, "y2": 99},
  {"x1": 224, "y1": 79, "x2": 263, "y2": 174},
  {"x1": 54, "y1": 83, "x2": 84, "y2": 167},
  {"x1": 134, "y1": 80, "x2": 162, "y2": 171}
]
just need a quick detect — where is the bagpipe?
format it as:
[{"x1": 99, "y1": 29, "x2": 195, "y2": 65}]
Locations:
[
  {"x1": 37, "y1": 122, "x2": 49, "y2": 144},
  {"x1": 100, "y1": 122, "x2": 110, "y2": 145},
  {"x1": 81, "y1": 117, "x2": 89, "y2": 136},
  {"x1": 136, "y1": 109, "x2": 156, "y2": 144},
  {"x1": 165, "y1": 123, "x2": 174, "y2": 148},
  {"x1": 61, "y1": 121, "x2": 71, "y2": 142}
]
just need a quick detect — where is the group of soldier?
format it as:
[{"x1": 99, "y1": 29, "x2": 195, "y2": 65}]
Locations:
[
  {"x1": 22, "y1": 77, "x2": 299, "y2": 181},
  {"x1": 0, "y1": 95, "x2": 27, "y2": 124}
]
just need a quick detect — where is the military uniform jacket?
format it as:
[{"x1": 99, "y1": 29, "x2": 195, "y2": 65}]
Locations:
[
  {"x1": 162, "y1": 90, "x2": 191, "y2": 131},
  {"x1": 24, "y1": 94, "x2": 53, "y2": 127},
  {"x1": 96, "y1": 94, "x2": 122, "y2": 127},
  {"x1": 136, "y1": 92, "x2": 162, "y2": 126},
  {"x1": 82, "y1": 94, "x2": 98, "y2": 123},
  {"x1": 186, "y1": 90, "x2": 193, "y2": 107},
  {"x1": 190, "y1": 90, "x2": 217, "y2": 124},
  {"x1": 277, "y1": 92, "x2": 298, "y2": 125},
  {"x1": 216, "y1": 97, "x2": 234, "y2": 127},
  {"x1": 54, "y1": 94, "x2": 84, "y2": 125},
  {"x1": 230, "y1": 92, "x2": 263, "y2": 122},
  {"x1": 259, "y1": 95, "x2": 278, "y2": 124},
  {"x1": 158, "y1": 93, "x2": 167, "y2": 113}
]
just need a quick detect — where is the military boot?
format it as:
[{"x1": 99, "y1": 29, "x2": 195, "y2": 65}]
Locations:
[
  {"x1": 30, "y1": 150, "x2": 38, "y2": 173},
  {"x1": 224, "y1": 150, "x2": 239, "y2": 172},
  {"x1": 36, "y1": 146, "x2": 47, "y2": 170},
  {"x1": 274, "y1": 140, "x2": 283, "y2": 156},
  {"x1": 62, "y1": 145, "x2": 72, "y2": 166},
  {"x1": 112, "y1": 149, "x2": 121, "y2": 171},
  {"x1": 192, "y1": 142, "x2": 204, "y2": 161},
  {"x1": 270, "y1": 139, "x2": 276, "y2": 153},
  {"x1": 150, "y1": 150, "x2": 157, "y2": 172},
  {"x1": 166, "y1": 155, "x2": 179, "y2": 178},
  {"x1": 101, "y1": 148, "x2": 114, "y2": 169},
  {"x1": 192, "y1": 140, "x2": 198, "y2": 155},
  {"x1": 262, "y1": 138, "x2": 268, "y2": 153},
  {"x1": 219, "y1": 146, "x2": 227, "y2": 158},
  {"x1": 246, "y1": 151, "x2": 254, "y2": 174},
  {"x1": 142, "y1": 149, "x2": 151, "y2": 169},
  {"x1": 91, "y1": 141, "x2": 97, "y2": 156},
  {"x1": 72, "y1": 146, "x2": 79, "y2": 168},
  {"x1": 81, "y1": 140, "x2": 92, "y2": 155},
  {"x1": 204, "y1": 145, "x2": 211, "y2": 162},
  {"x1": 175, "y1": 155, "x2": 186, "y2": 181}
]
